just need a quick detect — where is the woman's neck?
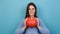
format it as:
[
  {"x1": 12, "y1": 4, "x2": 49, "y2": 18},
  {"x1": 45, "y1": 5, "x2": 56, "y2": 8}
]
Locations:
[{"x1": 30, "y1": 15, "x2": 34, "y2": 19}]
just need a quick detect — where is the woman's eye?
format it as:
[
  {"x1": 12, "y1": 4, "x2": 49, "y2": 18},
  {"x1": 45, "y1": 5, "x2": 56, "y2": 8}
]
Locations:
[
  {"x1": 32, "y1": 8, "x2": 34, "y2": 10},
  {"x1": 32, "y1": 8, "x2": 35, "y2": 10}
]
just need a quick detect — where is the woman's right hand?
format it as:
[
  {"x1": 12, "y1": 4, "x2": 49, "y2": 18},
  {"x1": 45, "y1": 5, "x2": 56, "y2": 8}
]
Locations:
[
  {"x1": 22, "y1": 26, "x2": 26, "y2": 30},
  {"x1": 22, "y1": 18, "x2": 28, "y2": 30}
]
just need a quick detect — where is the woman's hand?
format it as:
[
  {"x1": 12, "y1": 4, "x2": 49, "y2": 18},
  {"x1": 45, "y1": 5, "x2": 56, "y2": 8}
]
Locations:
[
  {"x1": 37, "y1": 26, "x2": 42, "y2": 30},
  {"x1": 22, "y1": 26, "x2": 26, "y2": 30},
  {"x1": 36, "y1": 18, "x2": 42, "y2": 30},
  {"x1": 22, "y1": 18, "x2": 28, "y2": 30}
]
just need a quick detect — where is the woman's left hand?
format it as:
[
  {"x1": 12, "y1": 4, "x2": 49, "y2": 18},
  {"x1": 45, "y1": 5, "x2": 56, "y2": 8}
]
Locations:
[{"x1": 37, "y1": 26, "x2": 42, "y2": 30}]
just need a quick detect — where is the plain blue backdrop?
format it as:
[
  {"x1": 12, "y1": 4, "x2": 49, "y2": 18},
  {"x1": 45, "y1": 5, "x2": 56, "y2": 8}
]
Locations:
[{"x1": 0, "y1": 0, "x2": 60, "y2": 34}]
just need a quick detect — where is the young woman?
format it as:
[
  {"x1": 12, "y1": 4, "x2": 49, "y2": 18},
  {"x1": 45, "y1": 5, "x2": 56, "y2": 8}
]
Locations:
[{"x1": 22, "y1": 2, "x2": 42, "y2": 34}]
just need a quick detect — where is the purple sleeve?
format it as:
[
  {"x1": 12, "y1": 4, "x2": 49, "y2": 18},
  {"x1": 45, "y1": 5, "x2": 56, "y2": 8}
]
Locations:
[
  {"x1": 15, "y1": 19, "x2": 25, "y2": 34},
  {"x1": 38, "y1": 18, "x2": 50, "y2": 34}
]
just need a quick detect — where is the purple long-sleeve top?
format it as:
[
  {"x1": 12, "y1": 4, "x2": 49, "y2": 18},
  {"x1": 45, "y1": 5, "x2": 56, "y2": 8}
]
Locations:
[{"x1": 15, "y1": 18, "x2": 49, "y2": 34}]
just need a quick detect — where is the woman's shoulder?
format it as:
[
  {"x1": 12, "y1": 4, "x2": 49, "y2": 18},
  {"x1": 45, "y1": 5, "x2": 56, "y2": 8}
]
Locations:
[
  {"x1": 24, "y1": 17, "x2": 29, "y2": 21},
  {"x1": 35, "y1": 17, "x2": 40, "y2": 20},
  {"x1": 35, "y1": 17, "x2": 43, "y2": 21},
  {"x1": 34, "y1": 17, "x2": 40, "y2": 22}
]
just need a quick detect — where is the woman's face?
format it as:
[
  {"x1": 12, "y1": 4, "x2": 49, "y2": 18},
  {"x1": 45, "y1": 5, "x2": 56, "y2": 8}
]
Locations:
[{"x1": 29, "y1": 5, "x2": 35, "y2": 16}]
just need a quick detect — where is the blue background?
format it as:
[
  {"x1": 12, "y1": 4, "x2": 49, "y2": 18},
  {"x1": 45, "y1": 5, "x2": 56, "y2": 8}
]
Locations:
[{"x1": 0, "y1": 0, "x2": 60, "y2": 34}]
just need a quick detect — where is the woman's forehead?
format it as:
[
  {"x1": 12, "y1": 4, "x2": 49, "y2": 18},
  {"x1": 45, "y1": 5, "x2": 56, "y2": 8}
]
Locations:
[{"x1": 29, "y1": 5, "x2": 35, "y2": 8}]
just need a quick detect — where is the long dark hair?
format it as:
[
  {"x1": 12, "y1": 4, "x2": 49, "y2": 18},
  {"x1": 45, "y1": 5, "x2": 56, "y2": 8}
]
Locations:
[{"x1": 25, "y1": 2, "x2": 37, "y2": 18}]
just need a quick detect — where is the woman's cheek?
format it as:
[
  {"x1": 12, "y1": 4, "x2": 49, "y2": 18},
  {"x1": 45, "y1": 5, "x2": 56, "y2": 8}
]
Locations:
[{"x1": 33, "y1": 10, "x2": 35, "y2": 15}]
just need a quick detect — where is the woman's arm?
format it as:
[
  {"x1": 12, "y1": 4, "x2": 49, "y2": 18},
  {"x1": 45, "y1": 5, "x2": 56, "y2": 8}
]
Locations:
[
  {"x1": 38, "y1": 18, "x2": 49, "y2": 34},
  {"x1": 15, "y1": 19, "x2": 25, "y2": 34},
  {"x1": 22, "y1": 18, "x2": 28, "y2": 31}
]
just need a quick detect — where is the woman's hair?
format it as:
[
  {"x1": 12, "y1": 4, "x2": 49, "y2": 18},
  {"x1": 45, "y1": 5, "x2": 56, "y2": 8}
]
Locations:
[{"x1": 25, "y1": 2, "x2": 37, "y2": 18}]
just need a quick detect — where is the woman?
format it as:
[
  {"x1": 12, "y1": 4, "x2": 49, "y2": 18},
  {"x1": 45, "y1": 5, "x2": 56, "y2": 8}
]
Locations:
[
  {"x1": 15, "y1": 2, "x2": 49, "y2": 34},
  {"x1": 22, "y1": 2, "x2": 42, "y2": 34}
]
